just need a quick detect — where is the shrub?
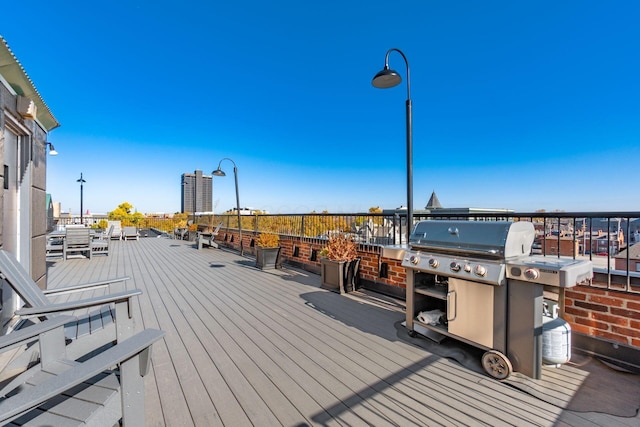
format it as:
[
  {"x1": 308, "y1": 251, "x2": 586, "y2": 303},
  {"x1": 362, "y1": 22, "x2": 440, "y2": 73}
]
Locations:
[
  {"x1": 256, "y1": 232, "x2": 280, "y2": 248},
  {"x1": 321, "y1": 233, "x2": 358, "y2": 261}
]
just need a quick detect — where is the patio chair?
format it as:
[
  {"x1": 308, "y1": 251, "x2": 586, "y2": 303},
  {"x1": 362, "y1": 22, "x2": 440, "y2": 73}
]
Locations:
[
  {"x1": 0, "y1": 250, "x2": 141, "y2": 367},
  {"x1": 122, "y1": 226, "x2": 139, "y2": 241},
  {"x1": 122, "y1": 226, "x2": 139, "y2": 240},
  {"x1": 108, "y1": 220, "x2": 122, "y2": 240},
  {"x1": 63, "y1": 227, "x2": 92, "y2": 260},
  {"x1": 174, "y1": 227, "x2": 188, "y2": 240},
  {"x1": 45, "y1": 233, "x2": 64, "y2": 258},
  {"x1": 197, "y1": 222, "x2": 223, "y2": 250},
  {"x1": 0, "y1": 315, "x2": 164, "y2": 426},
  {"x1": 91, "y1": 225, "x2": 113, "y2": 256}
]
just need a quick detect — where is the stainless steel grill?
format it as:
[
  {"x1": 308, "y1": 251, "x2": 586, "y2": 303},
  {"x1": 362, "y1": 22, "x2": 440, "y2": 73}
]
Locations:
[{"x1": 402, "y1": 220, "x2": 592, "y2": 380}]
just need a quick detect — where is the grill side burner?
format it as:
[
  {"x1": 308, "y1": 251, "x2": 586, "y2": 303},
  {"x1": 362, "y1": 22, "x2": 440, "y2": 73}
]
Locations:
[{"x1": 403, "y1": 220, "x2": 593, "y2": 380}]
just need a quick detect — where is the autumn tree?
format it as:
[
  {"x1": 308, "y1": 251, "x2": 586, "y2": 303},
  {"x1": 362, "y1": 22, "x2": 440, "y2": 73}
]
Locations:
[{"x1": 107, "y1": 202, "x2": 145, "y2": 226}]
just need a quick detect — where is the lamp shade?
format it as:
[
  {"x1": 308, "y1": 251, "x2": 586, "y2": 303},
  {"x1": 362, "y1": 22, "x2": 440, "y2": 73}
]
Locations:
[
  {"x1": 372, "y1": 68, "x2": 402, "y2": 89},
  {"x1": 212, "y1": 168, "x2": 226, "y2": 177},
  {"x1": 46, "y1": 142, "x2": 58, "y2": 156}
]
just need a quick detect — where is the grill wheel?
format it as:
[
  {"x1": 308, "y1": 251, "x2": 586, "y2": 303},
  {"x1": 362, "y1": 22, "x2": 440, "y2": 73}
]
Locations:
[{"x1": 482, "y1": 350, "x2": 513, "y2": 380}]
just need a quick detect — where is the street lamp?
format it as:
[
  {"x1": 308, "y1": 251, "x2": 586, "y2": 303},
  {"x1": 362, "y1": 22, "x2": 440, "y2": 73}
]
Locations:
[
  {"x1": 212, "y1": 158, "x2": 243, "y2": 255},
  {"x1": 372, "y1": 48, "x2": 413, "y2": 245},
  {"x1": 77, "y1": 173, "x2": 86, "y2": 225}
]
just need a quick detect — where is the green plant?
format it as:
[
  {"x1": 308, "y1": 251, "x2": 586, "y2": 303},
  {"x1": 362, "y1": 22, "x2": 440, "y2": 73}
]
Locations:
[
  {"x1": 321, "y1": 233, "x2": 358, "y2": 261},
  {"x1": 256, "y1": 232, "x2": 280, "y2": 248}
]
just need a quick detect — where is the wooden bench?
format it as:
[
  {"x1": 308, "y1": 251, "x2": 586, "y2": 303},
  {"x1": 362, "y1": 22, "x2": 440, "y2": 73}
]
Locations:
[{"x1": 0, "y1": 316, "x2": 165, "y2": 426}]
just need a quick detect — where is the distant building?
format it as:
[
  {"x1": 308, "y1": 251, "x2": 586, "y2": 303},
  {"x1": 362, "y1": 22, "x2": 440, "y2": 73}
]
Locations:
[
  {"x1": 181, "y1": 170, "x2": 213, "y2": 214},
  {"x1": 419, "y1": 191, "x2": 514, "y2": 220},
  {"x1": 615, "y1": 243, "x2": 640, "y2": 272},
  {"x1": 425, "y1": 191, "x2": 442, "y2": 210},
  {"x1": 46, "y1": 194, "x2": 54, "y2": 232}
]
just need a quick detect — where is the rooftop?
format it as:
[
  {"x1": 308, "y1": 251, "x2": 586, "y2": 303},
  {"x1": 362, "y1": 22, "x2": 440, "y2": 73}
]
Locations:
[{"x1": 21, "y1": 238, "x2": 640, "y2": 425}]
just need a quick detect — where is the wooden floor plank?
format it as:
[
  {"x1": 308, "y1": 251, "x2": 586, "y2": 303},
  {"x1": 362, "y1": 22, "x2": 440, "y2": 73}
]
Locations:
[{"x1": 134, "y1": 246, "x2": 256, "y2": 427}]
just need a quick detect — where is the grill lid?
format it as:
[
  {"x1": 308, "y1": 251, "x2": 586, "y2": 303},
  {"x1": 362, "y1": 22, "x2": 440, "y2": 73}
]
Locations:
[{"x1": 409, "y1": 220, "x2": 535, "y2": 259}]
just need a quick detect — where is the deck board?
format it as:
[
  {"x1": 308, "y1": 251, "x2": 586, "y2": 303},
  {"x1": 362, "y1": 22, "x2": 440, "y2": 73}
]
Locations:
[{"x1": 27, "y1": 237, "x2": 638, "y2": 427}]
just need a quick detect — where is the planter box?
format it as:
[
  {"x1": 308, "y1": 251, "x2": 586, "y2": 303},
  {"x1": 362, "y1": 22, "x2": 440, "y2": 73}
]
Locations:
[
  {"x1": 256, "y1": 246, "x2": 281, "y2": 270},
  {"x1": 320, "y1": 258, "x2": 360, "y2": 294}
]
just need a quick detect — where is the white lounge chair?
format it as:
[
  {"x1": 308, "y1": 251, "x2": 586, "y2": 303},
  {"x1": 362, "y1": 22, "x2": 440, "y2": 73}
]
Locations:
[{"x1": 108, "y1": 220, "x2": 122, "y2": 240}]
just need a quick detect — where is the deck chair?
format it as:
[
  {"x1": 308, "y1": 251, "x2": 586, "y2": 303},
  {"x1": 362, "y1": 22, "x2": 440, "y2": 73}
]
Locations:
[
  {"x1": 0, "y1": 315, "x2": 164, "y2": 426},
  {"x1": 174, "y1": 227, "x2": 188, "y2": 240},
  {"x1": 45, "y1": 233, "x2": 64, "y2": 258},
  {"x1": 63, "y1": 227, "x2": 92, "y2": 260},
  {"x1": 91, "y1": 225, "x2": 113, "y2": 256},
  {"x1": 197, "y1": 222, "x2": 223, "y2": 250},
  {"x1": 122, "y1": 226, "x2": 139, "y2": 241},
  {"x1": 0, "y1": 250, "x2": 141, "y2": 368},
  {"x1": 107, "y1": 220, "x2": 122, "y2": 240}
]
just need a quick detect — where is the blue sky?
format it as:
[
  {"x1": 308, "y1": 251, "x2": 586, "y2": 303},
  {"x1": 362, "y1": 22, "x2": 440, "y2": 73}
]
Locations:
[{"x1": 2, "y1": 1, "x2": 638, "y2": 214}]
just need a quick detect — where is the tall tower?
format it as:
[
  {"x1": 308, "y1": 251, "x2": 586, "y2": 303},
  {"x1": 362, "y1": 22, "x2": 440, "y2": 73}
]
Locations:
[{"x1": 181, "y1": 170, "x2": 213, "y2": 214}]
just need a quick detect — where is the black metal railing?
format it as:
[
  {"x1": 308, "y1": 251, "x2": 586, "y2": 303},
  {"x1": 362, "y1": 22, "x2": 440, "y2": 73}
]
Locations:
[
  {"x1": 238, "y1": 211, "x2": 640, "y2": 293},
  {"x1": 52, "y1": 211, "x2": 640, "y2": 293}
]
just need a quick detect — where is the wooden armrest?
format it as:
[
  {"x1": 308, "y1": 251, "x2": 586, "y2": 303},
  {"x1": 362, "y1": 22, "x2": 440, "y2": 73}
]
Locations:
[
  {"x1": 0, "y1": 328, "x2": 165, "y2": 424},
  {"x1": 16, "y1": 290, "x2": 142, "y2": 318},
  {"x1": 42, "y1": 276, "x2": 130, "y2": 296},
  {"x1": 0, "y1": 316, "x2": 76, "y2": 353}
]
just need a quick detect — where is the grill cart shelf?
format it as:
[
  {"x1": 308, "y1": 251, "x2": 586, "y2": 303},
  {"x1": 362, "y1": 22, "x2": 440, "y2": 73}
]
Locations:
[{"x1": 402, "y1": 220, "x2": 593, "y2": 380}]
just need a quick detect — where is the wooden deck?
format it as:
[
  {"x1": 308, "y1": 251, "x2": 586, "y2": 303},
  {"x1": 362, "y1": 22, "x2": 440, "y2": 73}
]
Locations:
[{"x1": 37, "y1": 237, "x2": 640, "y2": 426}]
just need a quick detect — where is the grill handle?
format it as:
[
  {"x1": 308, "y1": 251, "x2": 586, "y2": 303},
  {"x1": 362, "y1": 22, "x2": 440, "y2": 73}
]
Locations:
[{"x1": 447, "y1": 290, "x2": 457, "y2": 322}]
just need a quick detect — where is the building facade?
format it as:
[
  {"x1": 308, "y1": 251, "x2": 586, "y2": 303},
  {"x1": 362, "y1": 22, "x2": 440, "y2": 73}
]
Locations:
[
  {"x1": 1, "y1": 36, "x2": 59, "y2": 329},
  {"x1": 181, "y1": 170, "x2": 213, "y2": 215}
]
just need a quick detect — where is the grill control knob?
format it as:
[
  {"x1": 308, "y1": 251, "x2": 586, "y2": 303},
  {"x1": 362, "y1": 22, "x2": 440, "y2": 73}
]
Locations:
[
  {"x1": 463, "y1": 264, "x2": 472, "y2": 273},
  {"x1": 475, "y1": 265, "x2": 487, "y2": 277},
  {"x1": 524, "y1": 268, "x2": 539, "y2": 280},
  {"x1": 428, "y1": 258, "x2": 439, "y2": 268},
  {"x1": 409, "y1": 255, "x2": 420, "y2": 265},
  {"x1": 450, "y1": 262, "x2": 461, "y2": 272}
]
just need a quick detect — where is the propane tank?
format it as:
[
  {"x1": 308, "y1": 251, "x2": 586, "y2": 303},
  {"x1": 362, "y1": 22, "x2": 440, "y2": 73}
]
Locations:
[{"x1": 542, "y1": 314, "x2": 572, "y2": 366}]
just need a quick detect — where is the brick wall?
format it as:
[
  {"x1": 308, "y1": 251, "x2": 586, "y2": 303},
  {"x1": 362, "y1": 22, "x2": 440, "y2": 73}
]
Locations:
[{"x1": 564, "y1": 285, "x2": 640, "y2": 347}]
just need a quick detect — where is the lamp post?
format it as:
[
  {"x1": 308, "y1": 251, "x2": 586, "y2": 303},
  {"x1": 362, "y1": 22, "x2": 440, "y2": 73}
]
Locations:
[
  {"x1": 212, "y1": 158, "x2": 243, "y2": 255},
  {"x1": 372, "y1": 48, "x2": 413, "y2": 245},
  {"x1": 77, "y1": 173, "x2": 86, "y2": 225}
]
